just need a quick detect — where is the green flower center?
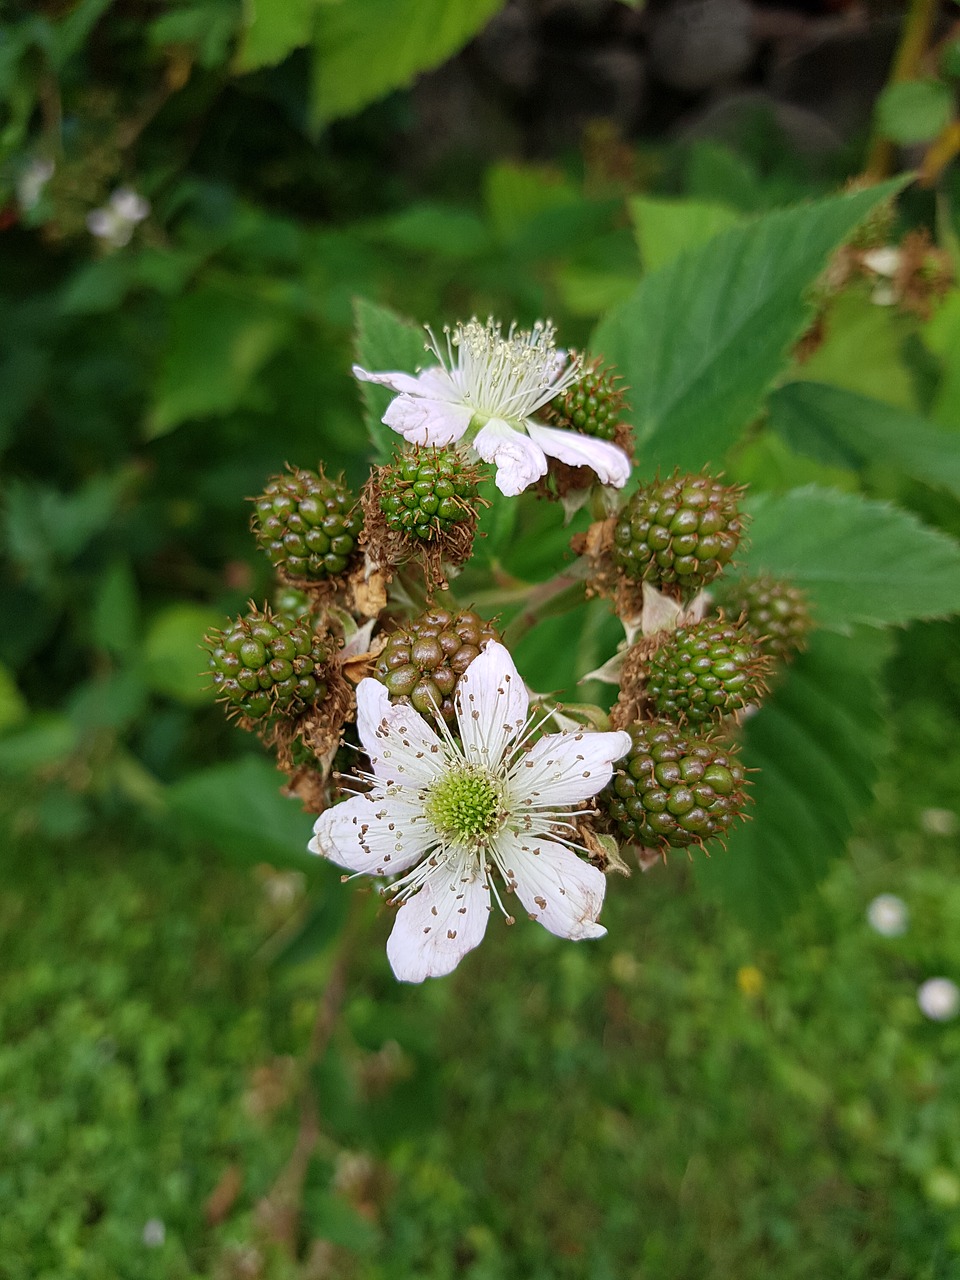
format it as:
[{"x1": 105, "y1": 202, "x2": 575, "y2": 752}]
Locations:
[{"x1": 426, "y1": 767, "x2": 504, "y2": 843}]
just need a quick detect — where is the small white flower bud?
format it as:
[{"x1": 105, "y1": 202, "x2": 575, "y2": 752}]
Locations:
[
  {"x1": 866, "y1": 893, "x2": 908, "y2": 938},
  {"x1": 917, "y1": 977, "x2": 960, "y2": 1022}
]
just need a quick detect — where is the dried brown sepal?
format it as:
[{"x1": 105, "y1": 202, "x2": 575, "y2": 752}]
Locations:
[
  {"x1": 359, "y1": 469, "x2": 481, "y2": 593},
  {"x1": 267, "y1": 665, "x2": 355, "y2": 815},
  {"x1": 575, "y1": 515, "x2": 654, "y2": 627},
  {"x1": 609, "y1": 636, "x2": 662, "y2": 730},
  {"x1": 346, "y1": 556, "x2": 392, "y2": 620},
  {"x1": 339, "y1": 633, "x2": 388, "y2": 686},
  {"x1": 894, "y1": 229, "x2": 953, "y2": 320},
  {"x1": 579, "y1": 822, "x2": 632, "y2": 877}
]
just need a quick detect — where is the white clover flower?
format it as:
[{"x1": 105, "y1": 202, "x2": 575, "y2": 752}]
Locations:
[
  {"x1": 867, "y1": 893, "x2": 908, "y2": 938},
  {"x1": 310, "y1": 641, "x2": 631, "y2": 982},
  {"x1": 142, "y1": 1218, "x2": 166, "y2": 1247},
  {"x1": 917, "y1": 977, "x2": 960, "y2": 1022},
  {"x1": 353, "y1": 318, "x2": 632, "y2": 497},
  {"x1": 86, "y1": 186, "x2": 150, "y2": 248}
]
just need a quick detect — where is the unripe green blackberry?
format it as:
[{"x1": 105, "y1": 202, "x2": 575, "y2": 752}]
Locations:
[
  {"x1": 375, "y1": 606, "x2": 499, "y2": 723},
  {"x1": 612, "y1": 471, "x2": 745, "y2": 591},
  {"x1": 274, "y1": 586, "x2": 312, "y2": 620},
  {"x1": 379, "y1": 448, "x2": 477, "y2": 540},
  {"x1": 647, "y1": 618, "x2": 769, "y2": 726},
  {"x1": 603, "y1": 721, "x2": 748, "y2": 851},
  {"x1": 253, "y1": 467, "x2": 362, "y2": 580},
  {"x1": 716, "y1": 575, "x2": 813, "y2": 664},
  {"x1": 205, "y1": 606, "x2": 329, "y2": 721},
  {"x1": 545, "y1": 356, "x2": 626, "y2": 441}
]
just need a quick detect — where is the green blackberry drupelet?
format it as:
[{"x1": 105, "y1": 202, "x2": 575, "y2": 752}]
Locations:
[
  {"x1": 375, "y1": 606, "x2": 498, "y2": 723},
  {"x1": 379, "y1": 448, "x2": 477, "y2": 540},
  {"x1": 546, "y1": 356, "x2": 626, "y2": 441},
  {"x1": 716, "y1": 575, "x2": 813, "y2": 664},
  {"x1": 647, "y1": 618, "x2": 769, "y2": 726},
  {"x1": 206, "y1": 606, "x2": 329, "y2": 721},
  {"x1": 612, "y1": 471, "x2": 745, "y2": 591},
  {"x1": 603, "y1": 721, "x2": 748, "y2": 851},
  {"x1": 253, "y1": 467, "x2": 362, "y2": 580}
]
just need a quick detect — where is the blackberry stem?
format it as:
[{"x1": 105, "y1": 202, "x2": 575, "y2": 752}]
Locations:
[{"x1": 501, "y1": 575, "x2": 586, "y2": 648}]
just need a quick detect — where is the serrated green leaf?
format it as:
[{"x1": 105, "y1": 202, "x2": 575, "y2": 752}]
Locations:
[
  {"x1": 167, "y1": 755, "x2": 315, "y2": 869},
  {"x1": 148, "y1": 0, "x2": 238, "y2": 67},
  {"x1": 484, "y1": 161, "x2": 579, "y2": 241},
  {"x1": 147, "y1": 284, "x2": 290, "y2": 439},
  {"x1": 352, "y1": 297, "x2": 426, "y2": 464},
  {"x1": 695, "y1": 628, "x2": 891, "y2": 929},
  {"x1": 2, "y1": 472, "x2": 129, "y2": 591},
  {"x1": 876, "y1": 79, "x2": 954, "y2": 145},
  {"x1": 768, "y1": 382, "x2": 960, "y2": 497},
  {"x1": 144, "y1": 604, "x2": 224, "y2": 705},
  {"x1": 789, "y1": 290, "x2": 916, "y2": 410},
  {"x1": 361, "y1": 203, "x2": 492, "y2": 258},
  {"x1": 591, "y1": 179, "x2": 905, "y2": 473},
  {"x1": 233, "y1": 0, "x2": 319, "y2": 71},
  {"x1": 311, "y1": 0, "x2": 506, "y2": 126},
  {"x1": 738, "y1": 485, "x2": 960, "y2": 630},
  {"x1": 628, "y1": 195, "x2": 740, "y2": 272}
]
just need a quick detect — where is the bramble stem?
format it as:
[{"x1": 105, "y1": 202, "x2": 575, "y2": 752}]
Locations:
[
  {"x1": 254, "y1": 893, "x2": 371, "y2": 1255},
  {"x1": 864, "y1": 0, "x2": 939, "y2": 180},
  {"x1": 500, "y1": 573, "x2": 587, "y2": 648}
]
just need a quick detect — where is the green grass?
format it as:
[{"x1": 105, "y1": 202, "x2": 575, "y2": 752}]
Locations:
[{"x1": 3, "y1": 701, "x2": 960, "y2": 1279}]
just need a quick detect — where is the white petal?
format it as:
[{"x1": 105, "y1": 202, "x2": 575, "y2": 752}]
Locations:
[
  {"x1": 385, "y1": 855, "x2": 490, "y2": 982},
  {"x1": 86, "y1": 209, "x2": 115, "y2": 238},
  {"x1": 526, "y1": 422, "x2": 631, "y2": 488},
  {"x1": 495, "y1": 831, "x2": 607, "y2": 940},
  {"x1": 511, "y1": 728, "x2": 633, "y2": 808},
  {"x1": 309, "y1": 792, "x2": 433, "y2": 875},
  {"x1": 411, "y1": 366, "x2": 462, "y2": 401},
  {"x1": 472, "y1": 419, "x2": 548, "y2": 496},
  {"x1": 352, "y1": 365, "x2": 427, "y2": 396},
  {"x1": 383, "y1": 393, "x2": 474, "y2": 446},
  {"x1": 355, "y1": 678, "x2": 446, "y2": 785},
  {"x1": 453, "y1": 641, "x2": 529, "y2": 769},
  {"x1": 861, "y1": 246, "x2": 900, "y2": 277},
  {"x1": 111, "y1": 188, "x2": 149, "y2": 221}
]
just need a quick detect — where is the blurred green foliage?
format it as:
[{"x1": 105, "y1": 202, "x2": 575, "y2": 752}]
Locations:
[
  {"x1": 4, "y1": 1, "x2": 960, "y2": 1275},
  {"x1": 2, "y1": 0, "x2": 960, "y2": 915},
  {"x1": 3, "y1": 702, "x2": 960, "y2": 1278}
]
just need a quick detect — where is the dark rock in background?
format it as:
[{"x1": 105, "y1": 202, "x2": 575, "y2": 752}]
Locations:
[{"x1": 404, "y1": 0, "x2": 951, "y2": 169}]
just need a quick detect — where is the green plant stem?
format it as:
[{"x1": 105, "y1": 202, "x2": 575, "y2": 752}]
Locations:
[
  {"x1": 500, "y1": 574, "x2": 587, "y2": 649},
  {"x1": 865, "y1": 0, "x2": 939, "y2": 179},
  {"x1": 254, "y1": 892, "x2": 372, "y2": 1255}
]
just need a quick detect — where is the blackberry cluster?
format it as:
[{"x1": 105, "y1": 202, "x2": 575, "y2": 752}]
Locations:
[
  {"x1": 716, "y1": 575, "x2": 813, "y2": 664},
  {"x1": 613, "y1": 471, "x2": 744, "y2": 592},
  {"x1": 253, "y1": 468, "x2": 362, "y2": 580},
  {"x1": 647, "y1": 618, "x2": 768, "y2": 726},
  {"x1": 546, "y1": 357, "x2": 626, "y2": 441},
  {"x1": 379, "y1": 449, "x2": 476, "y2": 540},
  {"x1": 206, "y1": 607, "x2": 329, "y2": 721},
  {"x1": 603, "y1": 721, "x2": 748, "y2": 851},
  {"x1": 375, "y1": 606, "x2": 498, "y2": 723}
]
